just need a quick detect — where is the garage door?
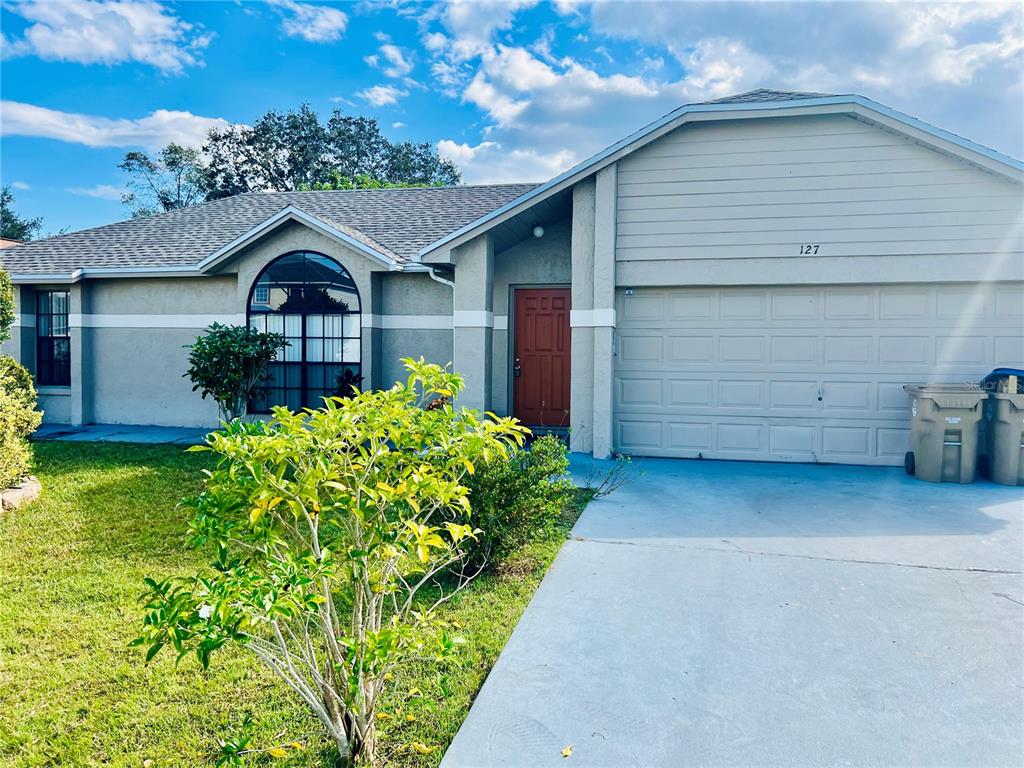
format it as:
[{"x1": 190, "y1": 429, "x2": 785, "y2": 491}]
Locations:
[{"x1": 614, "y1": 283, "x2": 1024, "y2": 465}]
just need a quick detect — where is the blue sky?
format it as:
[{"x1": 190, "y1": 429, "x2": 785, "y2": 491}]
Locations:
[{"x1": 2, "y1": 0, "x2": 1022, "y2": 235}]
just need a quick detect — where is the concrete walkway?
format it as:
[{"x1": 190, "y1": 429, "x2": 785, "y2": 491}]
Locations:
[
  {"x1": 33, "y1": 423, "x2": 209, "y2": 445},
  {"x1": 442, "y1": 458, "x2": 1024, "y2": 768}
]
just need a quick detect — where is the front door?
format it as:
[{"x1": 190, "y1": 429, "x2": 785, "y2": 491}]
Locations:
[{"x1": 513, "y1": 287, "x2": 571, "y2": 427}]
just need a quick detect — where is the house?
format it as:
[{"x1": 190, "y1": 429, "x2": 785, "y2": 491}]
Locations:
[
  {"x1": 2, "y1": 89, "x2": 1022, "y2": 464},
  {"x1": 0, "y1": 238, "x2": 24, "y2": 249}
]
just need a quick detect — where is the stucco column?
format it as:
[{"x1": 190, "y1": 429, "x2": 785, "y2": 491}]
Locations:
[
  {"x1": 570, "y1": 178, "x2": 596, "y2": 454},
  {"x1": 69, "y1": 282, "x2": 93, "y2": 426},
  {"x1": 452, "y1": 234, "x2": 494, "y2": 411},
  {"x1": 591, "y1": 164, "x2": 618, "y2": 459}
]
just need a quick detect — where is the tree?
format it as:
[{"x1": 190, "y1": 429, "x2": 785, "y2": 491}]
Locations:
[
  {"x1": 183, "y1": 324, "x2": 287, "y2": 422},
  {"x1": 202, "y1": 105, "x2": 460, "y2": 199},
  {"x1": 118, "y1": 144, "x2": 209, "y2": 218},
  {"x1": 0, "y1": 186, "x2": 42, "y2": 241},
  {"x1": 136, "y1": 359, "x2": 528, "y2": 766},
  {"x1": 119, "y1": 106, "x2": 461, "y2": 215}
]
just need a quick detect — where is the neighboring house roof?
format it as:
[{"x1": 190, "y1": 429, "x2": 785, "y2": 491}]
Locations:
[
  {"x1": 419, "y1": 89, "x2": 1024, "y2": 260},
  {"x1": 0, "y1": 238, "x2": 23, "y2": 249},
  {"x1": 0, "y1": 184, "x2": 536, "y2": 280}
]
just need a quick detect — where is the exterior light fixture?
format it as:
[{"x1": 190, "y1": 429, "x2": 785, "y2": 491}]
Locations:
[{"x1": 532, "y1": 225, "x2": 545, "y2": 238}]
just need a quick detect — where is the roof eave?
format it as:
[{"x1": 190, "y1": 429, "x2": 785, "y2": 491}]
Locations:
[{"x1": 417, "y1": 94, "x2": 1024, "y2": 261}]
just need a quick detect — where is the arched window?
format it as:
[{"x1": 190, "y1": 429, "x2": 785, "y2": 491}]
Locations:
[{"x1": 247, "y1": 251, "x2": 362, "y2": 412}]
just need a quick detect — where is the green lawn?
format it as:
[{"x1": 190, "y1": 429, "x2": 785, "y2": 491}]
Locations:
[{"x1": 0, "y1": 442, "x2": 585, "y2": 768}]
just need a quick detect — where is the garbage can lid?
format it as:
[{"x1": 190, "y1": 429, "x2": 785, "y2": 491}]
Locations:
[{"x1": 989, "y1": 367, "x2": 1024, "y2": 377}]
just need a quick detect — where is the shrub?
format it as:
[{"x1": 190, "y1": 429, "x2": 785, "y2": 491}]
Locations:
[
  {"x1": 0, "y1": 355, "x2": 42, "y2": 490},
  {"x1": 135, "y1": 359, "x2": 527, "y2": 766},
  {"x1": 0, "y1": 268, "x2": 13, "y2": 344},
  {"x1": 184, "y1": 323, "x2": 287, "y2": 422},
  {"x1": 462, "y1": 434, "x2": 574, "y2": 565}
]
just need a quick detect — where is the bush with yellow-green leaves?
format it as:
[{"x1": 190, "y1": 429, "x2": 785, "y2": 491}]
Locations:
[
  {"x1": 0, "y1": 269, "x2": 42, "y2": 491},
  {"x1": 0, "y1": 356, "x2": 42, "y2": 491}
]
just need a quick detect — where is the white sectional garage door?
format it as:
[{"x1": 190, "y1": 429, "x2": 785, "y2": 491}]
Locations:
[{"x1": 614, "y1": 283, "x2": 1024, "y2": 465}]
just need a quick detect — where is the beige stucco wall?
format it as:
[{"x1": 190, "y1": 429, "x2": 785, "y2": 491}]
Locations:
[
  {"x1": 379, "y1": 272, "x2": 454, "y2": 387},
  {"x1": 5, "y1": 220, "x2": 464, "y2": 427}
]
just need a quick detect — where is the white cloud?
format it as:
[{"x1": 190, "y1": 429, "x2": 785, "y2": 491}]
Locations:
[
  {"x1": 1, "y1": 0, "x2": 211, "y2": 74},
  {"x1": 10, "y1": 181, "x2": 31, "y2": 191},
  {"x1": 432, "y1": 0, "x2": 538, "y2": 63},
  {"x1": 682, "y1": 37, "x2": 774, "y2": 98},
  {"x1": 365, "y1": 41, "x2": 414, "y2": 78},
  {"x1": 0, "y1": 101, "x2": 231, "y2": 151},
  {"x1": 268, "y1": 0, "x2": 347, "y2": 43},
  {"x1": 438, "y1": 138, "x2": 574, "y2": 183},
  {"x1": 67, "y1": 183, "x2": 124, "y2": 200},
  {"x1": 356, "y1": 84, "x2": 408, "y2": 107},
  {"x1": 392, "y1": 121, "x2": 406, "y2": 129}
]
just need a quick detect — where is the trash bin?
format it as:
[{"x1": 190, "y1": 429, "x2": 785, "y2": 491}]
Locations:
[
  {"x1": 983, "y1": 369, "x2": 1024, "y2": 485},
  {"x1": 904, "y1": 385, "x2": 987, "y2": 483}
]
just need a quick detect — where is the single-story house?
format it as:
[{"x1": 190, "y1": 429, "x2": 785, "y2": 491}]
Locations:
[{"x1": 2, "y1": 89, "x2": 1022, "y2": 464}]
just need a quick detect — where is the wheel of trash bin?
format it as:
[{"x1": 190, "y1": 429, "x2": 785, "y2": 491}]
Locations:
[{"x1": 904, "y1": 451, "x2": 915, "y2": 476}]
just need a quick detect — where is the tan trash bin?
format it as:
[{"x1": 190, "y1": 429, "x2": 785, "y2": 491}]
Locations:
[
  {"x1": 903, "y1": 385, "x2": 987, "y2": 483},
  {"x1": 986, "y1": 392, "x2": 1024, "y2": 485}
]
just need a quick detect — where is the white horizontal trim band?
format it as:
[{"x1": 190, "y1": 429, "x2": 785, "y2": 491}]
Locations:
[
  {"x1": 20, "y1": 312, "x2": 461, "y2": 331},
  {"x1": 69, "y1": 313, "x2": 246, "y2": 329},
  {"x1": 453, "y1": 310, "x2": 494, "y2": 328},
  {"x1": 570, "y1": 308, "x2": 616, "y2": 327},
  {"x1": 493, "y1": 315, "x2": 508, "y2": 331}
]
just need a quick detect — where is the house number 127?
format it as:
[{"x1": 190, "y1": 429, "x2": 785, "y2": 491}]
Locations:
[{"x1": 799, "y1": 244, "x2": 820, "y2": 255}]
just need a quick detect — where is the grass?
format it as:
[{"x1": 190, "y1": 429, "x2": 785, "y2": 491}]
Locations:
[{"x1": 0, "y1": 442, "x2": 587, "y2": 768}]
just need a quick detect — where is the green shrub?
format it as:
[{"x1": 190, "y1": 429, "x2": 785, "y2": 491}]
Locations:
[
  {"x1": 135, "y1": 359, "x2": 527, "y2": 767},
  {"x1": 0, "y1": 355, "x2": 42, "y2": 490},
  {"x1": 0, "y1": 268, "x2": 13, "y2": 344},
  {"x1": 462, "y1": 434, "x2": 574, "y2": 565},
  {"x1": 184, "y1": 323, "x2": 287, "y2": 422}
]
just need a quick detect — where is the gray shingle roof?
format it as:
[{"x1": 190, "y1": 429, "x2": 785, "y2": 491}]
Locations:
[
  {"x1": 702, "y1": 89, "x2": 836, "y2": 104},
  {"x1": 0, "y1": 184, "x2": 538, "y2": 275}
]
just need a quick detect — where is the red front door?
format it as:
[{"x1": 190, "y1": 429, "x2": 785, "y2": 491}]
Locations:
[{"x1": 513, "y1": 288, "x2": 571, "y2": 427}]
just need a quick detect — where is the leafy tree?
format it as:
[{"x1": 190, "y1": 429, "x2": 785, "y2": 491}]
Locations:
[
  {"x1": 0, "y1": 269, "x2": 14, "y2": 344},
  {"x1": 119, "y1": 106, "x2": 461, "y2": 215},
  {"x1": 184, "y1": 324, "x2": 287, "y2": 422},
  {"x1": 202, "y1": 105, "x2": 460, "y2": 199},
  {"x1": 136, "y1": 359, "x2": 528, "y2": 766},
  {"x1": 0, "y1": 186, "x2": 42, "y2": 241},
  {"x1": 119, "y1": 144, "x2": 210, "y2": 218}
]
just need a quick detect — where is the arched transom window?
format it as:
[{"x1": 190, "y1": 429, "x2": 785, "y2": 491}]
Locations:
[{"x1": 247, "y1": 251, "x2": 361, "y2": 412}]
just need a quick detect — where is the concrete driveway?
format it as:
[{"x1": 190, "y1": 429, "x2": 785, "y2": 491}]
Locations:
[{"x1": 442, "y1": 459, "x2": 1024, "y2": 768}]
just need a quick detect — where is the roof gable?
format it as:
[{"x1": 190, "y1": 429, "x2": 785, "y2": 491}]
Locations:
[{"x1": 419, "y1": 92, "x2": 1023, "y2": 260}]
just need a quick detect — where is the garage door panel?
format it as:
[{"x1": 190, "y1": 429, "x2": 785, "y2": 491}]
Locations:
[
  {"x1": 824, "y1": 336, "x2": 873, "y2": 364},
  {"x1": 994, "y1": 336, "x2": 1024, "y2": 365},
  {"x1": 824, "y1": 290, "x2": 875, "y2": 320},
  {"x1": 614, "y1": 283, "x2": 1024, "y2": 465}
]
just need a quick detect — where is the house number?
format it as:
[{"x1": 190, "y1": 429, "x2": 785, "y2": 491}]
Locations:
[{"x1": 799, "y1": 244, "x2": 820, "y2": 255}]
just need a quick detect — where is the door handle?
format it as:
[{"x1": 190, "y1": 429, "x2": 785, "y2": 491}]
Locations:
[{"x1": 513, "y1": 358, "x2": 522, "y2": 378}]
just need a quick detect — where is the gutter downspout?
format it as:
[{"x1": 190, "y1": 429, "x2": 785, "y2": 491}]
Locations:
[{"x1": 427, "y1": 266, "x2": 455, "y2": 290}]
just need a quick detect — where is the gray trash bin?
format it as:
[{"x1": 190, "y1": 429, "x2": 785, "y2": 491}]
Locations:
[
  {"x1": 986, "y1": 392, "x2": 1024, "y2": 485},
  {"x1": 904, "y1": 385, "x2": 987, "y2": 483}
]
